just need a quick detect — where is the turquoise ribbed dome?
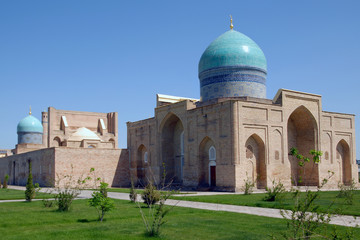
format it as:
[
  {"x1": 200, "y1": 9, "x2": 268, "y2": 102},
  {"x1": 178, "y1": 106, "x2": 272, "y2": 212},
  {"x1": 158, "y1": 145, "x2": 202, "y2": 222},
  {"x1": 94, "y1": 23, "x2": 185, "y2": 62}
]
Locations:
[
  {"x1": 199, "y1": 30, "x2": 267, "y2": 73},
  {"x1": 17, "y1": 115, "x2": 43, "y2": 133}
]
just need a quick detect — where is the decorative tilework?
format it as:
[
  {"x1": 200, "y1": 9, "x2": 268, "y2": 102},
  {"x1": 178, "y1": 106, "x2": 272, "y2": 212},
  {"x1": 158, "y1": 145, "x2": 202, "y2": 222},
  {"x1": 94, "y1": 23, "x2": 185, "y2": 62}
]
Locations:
[
  {"x1": 18, "y1": 132, "x2": 43, "y2": 144},
  {"x1": 200, "y1": 81, "x2": 266, "y2": 102},
  {"x1": 199, "y1": 65, "x2": 267, "y2": 101}
]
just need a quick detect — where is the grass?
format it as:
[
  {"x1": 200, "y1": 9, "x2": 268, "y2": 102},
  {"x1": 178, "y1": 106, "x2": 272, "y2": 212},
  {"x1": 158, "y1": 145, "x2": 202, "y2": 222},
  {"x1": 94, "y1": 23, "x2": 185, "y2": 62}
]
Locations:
[
  {"x1": 0, "y1": 199, "x2": 358, "y2": 239},
  {"x1": 171, "y1": 190, "x2": 360, "y2": 216},
  {"x1": 0, "y1": 189, "x2": 53, "y2": 200}
]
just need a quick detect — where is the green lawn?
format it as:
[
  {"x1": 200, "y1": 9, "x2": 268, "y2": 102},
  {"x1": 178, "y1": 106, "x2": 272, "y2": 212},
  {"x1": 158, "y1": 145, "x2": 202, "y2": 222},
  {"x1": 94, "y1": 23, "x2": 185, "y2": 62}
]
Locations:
[
  {"x1": 171, "y1": 190, "x2": 360, "y2": 216},
  {"x1": 0, "y1": 189, "x2": 53, "y2": 200},
  {"x1": 0, "y1": 199, "x2": 358, "y2": 239}
]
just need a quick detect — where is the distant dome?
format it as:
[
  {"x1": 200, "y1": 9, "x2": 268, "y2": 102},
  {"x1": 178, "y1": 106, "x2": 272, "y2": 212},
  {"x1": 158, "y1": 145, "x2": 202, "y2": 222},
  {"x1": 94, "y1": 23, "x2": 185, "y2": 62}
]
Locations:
[
  {"x1": 68, "y1": 127, "x2": 101, "y2": 141},
  {"x1": 198, "y1": 29, "x2": 267, "y2": 101},
  {"x1": 17, "y1": 115, "x2": 43, "y2": 133}
]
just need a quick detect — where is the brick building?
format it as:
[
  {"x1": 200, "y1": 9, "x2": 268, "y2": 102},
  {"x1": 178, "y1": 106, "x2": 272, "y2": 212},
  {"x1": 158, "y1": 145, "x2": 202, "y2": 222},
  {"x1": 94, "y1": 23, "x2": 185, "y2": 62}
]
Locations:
[{"x1": 0, "y1": 22, "x2": 358, "y2": 191}]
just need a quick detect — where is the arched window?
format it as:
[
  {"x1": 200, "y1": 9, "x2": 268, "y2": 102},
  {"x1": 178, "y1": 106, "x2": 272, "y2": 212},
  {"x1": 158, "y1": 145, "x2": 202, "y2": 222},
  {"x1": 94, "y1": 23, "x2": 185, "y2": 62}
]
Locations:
[
  {"x1": 209, "y1": 146, "x2": 216, "y2": 161},
  {"x1": 144, "y1": 151, "x2": 148, "y2": 163}
]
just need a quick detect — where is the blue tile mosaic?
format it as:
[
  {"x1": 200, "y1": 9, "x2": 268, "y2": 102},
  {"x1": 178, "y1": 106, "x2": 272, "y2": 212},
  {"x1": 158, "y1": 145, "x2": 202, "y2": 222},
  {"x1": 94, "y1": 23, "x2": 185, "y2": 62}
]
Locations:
[{"x1": 18, "y1": 132, "x2": 43, "y2": 144}]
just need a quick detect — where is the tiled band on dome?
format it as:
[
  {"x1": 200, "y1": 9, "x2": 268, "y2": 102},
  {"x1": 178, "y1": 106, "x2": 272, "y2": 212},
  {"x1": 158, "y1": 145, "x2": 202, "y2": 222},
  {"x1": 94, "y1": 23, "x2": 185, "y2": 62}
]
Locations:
[
  {"x1": 18, "y1": 132, "x2": 43, "y2": 144},
  {"x1": 198, "y1": 65, "x2": 267, "y2": 80},
  {"x1": 199, "y1": 65, "x2": 267, "y2": 101},
  {"x1": 200, "y1": 81, "x2": 266, "y2": 101}
]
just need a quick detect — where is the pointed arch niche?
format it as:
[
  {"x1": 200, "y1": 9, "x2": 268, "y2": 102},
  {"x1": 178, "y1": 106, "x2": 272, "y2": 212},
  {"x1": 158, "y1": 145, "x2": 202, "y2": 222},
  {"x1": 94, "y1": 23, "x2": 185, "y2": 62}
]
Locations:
[
  {"x1": 137, "y1": 144, "x2": 147, "y2": 184},
  {"x1": 160, "y1": 113, "x2": 184, "y2": 184},
  {"x1": 336, "y1": 140, "x2": 351, "y2": 185},
  {"x1": 198, "y1": 137, "x2": 216, "y2": 187},
  {"x1": 287, "y1": 106, "x2": 318, "y2": 186},
  {"x1": 245, "y1": 134, "x2": 266, "y2": 189}
]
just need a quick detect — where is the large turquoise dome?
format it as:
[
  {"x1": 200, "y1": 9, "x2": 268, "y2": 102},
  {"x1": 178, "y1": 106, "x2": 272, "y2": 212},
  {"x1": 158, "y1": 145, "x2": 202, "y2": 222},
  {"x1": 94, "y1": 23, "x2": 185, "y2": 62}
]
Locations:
[
  {"x1": 17, "y1": 114, "x2": 43, "y2": 145},
  {"x1": 17, "y1": 115, "x2": 43, "y2": 133},
  {"x1": 199, "y1": 29, "x2": 267, "y2": 101}
]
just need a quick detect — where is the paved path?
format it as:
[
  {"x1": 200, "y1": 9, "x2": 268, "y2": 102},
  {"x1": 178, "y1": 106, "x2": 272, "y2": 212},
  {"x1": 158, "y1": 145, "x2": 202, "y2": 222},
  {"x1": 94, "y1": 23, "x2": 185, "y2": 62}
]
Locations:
[{"x1": 2, "y1": 186, "x2": 359, "y2": 228}]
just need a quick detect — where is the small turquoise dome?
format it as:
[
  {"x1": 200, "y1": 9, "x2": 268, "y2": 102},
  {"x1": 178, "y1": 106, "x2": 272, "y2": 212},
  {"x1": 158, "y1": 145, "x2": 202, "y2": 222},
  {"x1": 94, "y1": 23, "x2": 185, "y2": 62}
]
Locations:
[
  {"x1": 17, "y1": 115, "x2": 43, "y2": 133},
  {"x1": 198, "y1": 29, "x2": 267, "y2": 101}
]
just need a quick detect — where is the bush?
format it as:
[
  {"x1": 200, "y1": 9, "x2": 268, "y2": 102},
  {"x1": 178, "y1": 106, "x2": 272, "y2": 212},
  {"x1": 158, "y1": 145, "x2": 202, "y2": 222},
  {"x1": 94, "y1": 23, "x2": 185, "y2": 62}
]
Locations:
[
  {"x1": 52, "y1": 167, "x2": 92, "y2": 211},
  {"x1": 337, "y1": 179, "x2": 357, "y2": 205},
  {"x1": 129, "y1": 183, "x2": 137, "y2": 203},
  {"x1": 89, "y1": 182, "x2": 114, "y2": 222},
  {"x1": 42, "y1": 199, "x2": 55, "y2": 208},
  {"x1": 25, "y1": 162, "x2": 35, "y2": 201},
  {"x1": 55, "y1": 190, "x2": 78, "y2": 211},
  {"x1": 241, "y1": 178, "x2": 255, "y2": 195},
  {"x1": 141, "y1": 182, "x2": 160, "y2": 207},
  {"x1": 263, "y1": 180, "x2": 285, "y2": 202},
  {"x1": 3, "y1": 174, "x2": 9, "y2": 189}
]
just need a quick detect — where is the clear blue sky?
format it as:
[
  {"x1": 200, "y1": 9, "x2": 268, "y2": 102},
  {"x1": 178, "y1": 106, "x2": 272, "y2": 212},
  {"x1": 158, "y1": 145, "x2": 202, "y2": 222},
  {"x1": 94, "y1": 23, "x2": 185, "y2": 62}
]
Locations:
[{"x1": 1, "y1": 1, "x2": 360, "y2": 157}]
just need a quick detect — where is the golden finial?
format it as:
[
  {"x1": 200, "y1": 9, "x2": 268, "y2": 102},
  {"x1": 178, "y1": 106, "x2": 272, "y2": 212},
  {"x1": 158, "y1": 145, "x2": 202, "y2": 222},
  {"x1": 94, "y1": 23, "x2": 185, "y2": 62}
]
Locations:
[
  {"x1": 29, "y1": 106, "x2": 32, "y2": 115},
  {"x1": 230, "y1": 15, "x2": 234, "y2": 30}
]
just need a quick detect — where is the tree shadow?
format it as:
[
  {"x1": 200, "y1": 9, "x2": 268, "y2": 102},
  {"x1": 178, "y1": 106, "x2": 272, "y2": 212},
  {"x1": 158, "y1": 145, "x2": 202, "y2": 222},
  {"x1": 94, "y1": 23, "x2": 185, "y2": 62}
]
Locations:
[{"x1": 77, "y1": 218, "x2": 100, "y2": 223}]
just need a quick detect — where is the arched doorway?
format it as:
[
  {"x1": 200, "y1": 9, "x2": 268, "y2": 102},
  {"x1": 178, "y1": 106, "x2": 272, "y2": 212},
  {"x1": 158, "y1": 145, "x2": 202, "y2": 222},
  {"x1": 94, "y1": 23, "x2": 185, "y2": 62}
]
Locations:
[
  {"x1": 287, "y1": 106, "x2": 318, "y2": 186},
  {"x1": 198, "y1": 137, "x2": 216, "y2": 187},
  {"x1": 160, "y1": 113, "x2": 184, "y2": 184},
  {"x1": 245, "y1": 134, "x2": 266, "y2": 189},
  {"x1": 209, "y1": 146, "x2": 216, "y2": 187},
  {"x1": 137, "y1": 145, "x2": 147, "y2": 185},
  {"x1": 336, "y1": 140, "x2": 351, "y2": 185}
]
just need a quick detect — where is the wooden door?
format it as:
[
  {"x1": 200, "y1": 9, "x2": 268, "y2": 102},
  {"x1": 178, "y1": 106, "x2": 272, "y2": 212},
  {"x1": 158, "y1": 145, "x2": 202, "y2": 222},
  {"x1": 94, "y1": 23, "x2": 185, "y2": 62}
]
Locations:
[{"x1": 210, "y1": 166, "x2": 216, "y2": 187}]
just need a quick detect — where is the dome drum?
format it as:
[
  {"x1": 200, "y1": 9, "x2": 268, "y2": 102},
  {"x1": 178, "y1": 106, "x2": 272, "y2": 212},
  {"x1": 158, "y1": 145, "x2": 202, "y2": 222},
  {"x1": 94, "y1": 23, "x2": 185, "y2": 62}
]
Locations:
[
  {"x1": 18, "y1": 132, "x2": 43, "y2": 145},
  {"x1": 199, "y1": 65, "x2": 267, "y2": 101},
  {"x1": 198, "y1": 29, "x2": 267, "y2": 101}
]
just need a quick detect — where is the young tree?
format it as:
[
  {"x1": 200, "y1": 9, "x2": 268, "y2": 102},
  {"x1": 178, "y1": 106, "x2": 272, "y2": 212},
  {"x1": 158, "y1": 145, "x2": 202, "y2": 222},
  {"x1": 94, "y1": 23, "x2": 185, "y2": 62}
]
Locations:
[
  {"x1": 136, "y1": 163, "x2": 178, "y2": 237},
  {"x1": 88, "y1": 182, "x2": 115, "y2": 222},
  {"x1": 51, "y1": 166, "x2": 92, "y2": 211},
  {"x1": 25, "y1": 161, "x2": 35, "y2": 201},
  {"x1": 277, "y1": 148, "x2": 355, "y2": 239}
]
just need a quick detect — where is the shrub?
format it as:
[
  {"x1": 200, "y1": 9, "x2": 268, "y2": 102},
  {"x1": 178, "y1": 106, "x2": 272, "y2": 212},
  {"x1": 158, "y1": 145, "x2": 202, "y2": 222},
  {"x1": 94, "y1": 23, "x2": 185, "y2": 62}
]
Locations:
[
  {"x1": 42, "y1": 199, "x2": 55, "y2": 208},
  {"x1": 277, "y1": 148, "x2": 353, "y2": 239},
  {"x1": 337, "y1": 179, "x2": 357, "y2": 205},
  {"x1": 51, "y1": 166, "x2": 92, "y2": 212},
  {"x1": 89, "y1": 182, "x2": 115, "y2": 222},
  {"x1": 263, "y1": 180, "x2": 285, "y2": 202},
  {"x1": 3, "y1": 174, "x2": 9, "y2": 189},
  {"x1": 141, "y1": 182, "x2": 160, "y2": 207},
  {"x1": 25, "y1": 162, "x2": 35, "y2": 201},
  {"x1": 129, "y1": 183, "x2": 137, "y2": 203},
  {"x1": 241, "y1": 178, "x2": 255, "y2": 195},
  {"x1": 55, "y1": 190, "x2": 78, "y2": 211}
]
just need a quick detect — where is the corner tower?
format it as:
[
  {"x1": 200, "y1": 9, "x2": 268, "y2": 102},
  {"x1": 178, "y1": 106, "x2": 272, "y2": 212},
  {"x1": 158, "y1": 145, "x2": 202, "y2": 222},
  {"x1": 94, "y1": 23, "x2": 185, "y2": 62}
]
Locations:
[{"x1": 198, "y1": 17, "x2": 267, "y2": 101}]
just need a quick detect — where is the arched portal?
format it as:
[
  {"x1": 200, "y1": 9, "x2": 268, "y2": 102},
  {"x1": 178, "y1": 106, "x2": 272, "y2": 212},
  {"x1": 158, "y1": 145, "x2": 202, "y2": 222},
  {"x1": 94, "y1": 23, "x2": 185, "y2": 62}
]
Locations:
[
  {"x1": 137, "y1": 145, "x2": 147, "y2": 184},
  {"x1": 160, "y1": 113, "x2": 184, "y2": 184},
  {"x1": 336, "y1": 140, "x2": 351, "y2": 185},
  {"x1": 198, "y1": 137, "x2": 216, "y2": 187},
  {"x1": 245, "y1": 134, "x2": 266, "y2": 189},
  {"x1": 287, "y1": 106, "x2": 318, "y2": 186}
]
